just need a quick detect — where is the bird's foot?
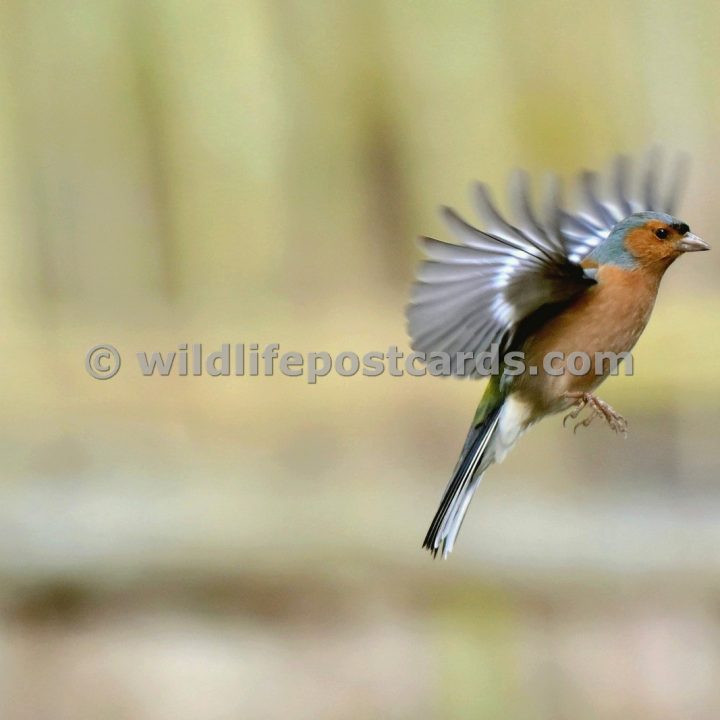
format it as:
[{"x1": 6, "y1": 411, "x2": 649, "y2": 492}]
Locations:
[{"x1": 562, "y1": 392, "x2": 628, "y2": 437}]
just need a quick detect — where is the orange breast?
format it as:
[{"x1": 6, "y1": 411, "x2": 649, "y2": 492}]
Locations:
[{"x1": 513, "y1": 264, "x2": 661, "y2": 414}]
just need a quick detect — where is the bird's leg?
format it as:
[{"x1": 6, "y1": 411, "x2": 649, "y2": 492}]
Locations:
[
  {"x1": 562, "y1": 392, "x2": 628, "y2": 437},
  {"x1": 562, "y1": 393, "x2": 588, "y2": 426}
]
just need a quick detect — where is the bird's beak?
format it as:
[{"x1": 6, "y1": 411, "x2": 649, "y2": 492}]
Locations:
[{"x1": 677, "y1": 233, "x2": 710, "y2": 252}]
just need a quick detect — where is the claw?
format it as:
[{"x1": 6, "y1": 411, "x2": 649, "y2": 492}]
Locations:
[
  {"x1": 563, "y1": 397, "x2": 586, "y2": 426},
  {"x1": 573, "y1": 412, "x2": 596, "y2": 434},
  {"x1": 563, "y1": 392, "x2": 628, "y2": 437}
]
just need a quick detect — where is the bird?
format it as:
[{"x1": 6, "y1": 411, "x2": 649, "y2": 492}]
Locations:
[{"x1": 406, "y1": 151, "x2": 709, "y2": 558}]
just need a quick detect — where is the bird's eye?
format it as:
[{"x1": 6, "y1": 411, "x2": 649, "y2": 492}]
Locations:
[{"x1": 655, "y1": 228, "x2": 668, "y2": 239}]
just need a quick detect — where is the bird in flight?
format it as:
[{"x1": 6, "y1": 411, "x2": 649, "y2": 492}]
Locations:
[{"x1": 407, "y1": 152, "x2": 709, "y2": 558}]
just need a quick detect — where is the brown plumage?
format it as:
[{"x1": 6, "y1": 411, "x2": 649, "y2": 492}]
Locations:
[{"x1": 515, "y1": 262, "x2": 663, "y2": 416}]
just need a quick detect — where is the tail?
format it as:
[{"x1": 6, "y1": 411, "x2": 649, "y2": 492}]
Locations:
[{"x1": 422, "y1": 394, "x2": 505, "y2": 559}]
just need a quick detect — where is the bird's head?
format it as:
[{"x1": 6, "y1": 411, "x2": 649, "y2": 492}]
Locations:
[{"x1": 589, "y1": 211, "x2": 709, "y2": 270}]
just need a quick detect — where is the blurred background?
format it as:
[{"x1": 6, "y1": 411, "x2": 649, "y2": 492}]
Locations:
[{"x1": 0, "y1": 0, "x2": 719, "y2": 718}]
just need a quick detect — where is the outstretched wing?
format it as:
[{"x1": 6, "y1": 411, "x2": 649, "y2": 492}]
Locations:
[
  {"x1": 406, "y1": 150, "x2": 687, "y2": 377},
  {"x1": 407, "y1": 171, "x2": 593, "y2": 377},
  {"x1": 560, "y1": 149, "x2": 689, "y2": 262}
]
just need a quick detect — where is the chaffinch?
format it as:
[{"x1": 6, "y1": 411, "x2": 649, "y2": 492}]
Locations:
[{"x1": 407, "y1": 152, "x2": 709, "y2": 558}]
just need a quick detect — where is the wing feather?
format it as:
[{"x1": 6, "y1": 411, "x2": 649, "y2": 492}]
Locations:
[{"x1": 560, "y1": 148, "x2": 688, "y2": 261}]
